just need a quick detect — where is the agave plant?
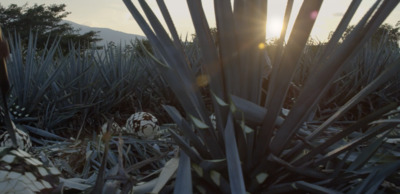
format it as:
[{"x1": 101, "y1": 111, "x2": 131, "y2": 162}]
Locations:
[
  {"x1": 289, "y1": 30, "x2": 400, "y2": 122},
  {"x1": 50, "y1": 42, "x2": 151, "y2": 138},
  {"x1": 319, "y1": 34, "x2": 400, "y2": 120},
  {"x1": 123, "y1": 0, "x2": 400, "y2": 193},
  {"x1": 5, "y1": 30, "x2": 161, "y2": 140},
  {"x1": 7, "y1": 32, "x2": 63, "y2": 120},
  {"x1": 6, "y1": 32, "x2": 69, "y2": 142},
  {"x1": 6, "y1": 32, "x2": 101, "y2": 141}
]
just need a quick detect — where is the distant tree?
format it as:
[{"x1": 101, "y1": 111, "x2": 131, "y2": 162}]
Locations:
[{"x1": 0, "y1": 3, "x2": 101, "y2": 52}]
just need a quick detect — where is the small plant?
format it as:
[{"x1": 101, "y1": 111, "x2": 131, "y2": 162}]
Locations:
[{"x1": 124, "y1": 0, "x2": 400, "y2": 193}]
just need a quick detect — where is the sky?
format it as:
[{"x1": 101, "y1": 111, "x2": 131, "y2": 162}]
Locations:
[{"x1": 1, "y1": 0, "x2": 399, "y2": 42}]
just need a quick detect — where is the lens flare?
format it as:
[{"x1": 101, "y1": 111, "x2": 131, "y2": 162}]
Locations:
[
  {"x1": 258, "y1": 43, "x2": 266, "y2": 50},
  {"x1": 310, "y1": 10, "x2": 318, "y2": 20}
]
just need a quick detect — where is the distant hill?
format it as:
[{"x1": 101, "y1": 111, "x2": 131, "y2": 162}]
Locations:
[{"x1": 64, "y1": 20, "x2": 146, "y2": 47}]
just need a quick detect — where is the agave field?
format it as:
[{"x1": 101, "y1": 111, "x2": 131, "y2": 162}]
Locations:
[{"x1": 1, "y1": 0, "x2": 400, "y2": 193}]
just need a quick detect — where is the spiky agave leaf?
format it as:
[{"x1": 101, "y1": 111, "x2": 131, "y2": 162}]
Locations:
[
  {"x1": 124, "y1": 0, "x2": 224, "y2": 160},
  {"x1": 0, "y1": 27, "x2": 17, "y2": 147},
  {"x1": 123, "y1": 0, "x2": 400, "y2": 193},
  {"x1": 7, "y1": 32, "x2": 65, "y2": 115},
  {"x1": 174, "y1": 150, "x2": 193, "y2": 194},
  {"x1": 268, "y1": 1, "x2": 400, "y2": 156}
]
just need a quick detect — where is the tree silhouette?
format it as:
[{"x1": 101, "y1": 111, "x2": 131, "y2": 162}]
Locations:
[{"x1": 0, "y1": 3, "x2": 101, "y2": 52}]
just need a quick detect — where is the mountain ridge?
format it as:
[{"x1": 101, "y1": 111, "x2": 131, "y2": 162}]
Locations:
[{"x1": 64, "y1": 20, "x2": 146, "y2": 46}]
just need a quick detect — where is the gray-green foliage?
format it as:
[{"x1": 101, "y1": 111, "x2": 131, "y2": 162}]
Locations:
[
  {"x1": 6, "y1": 32, "x2": 152, "y2": 141},
  {"x1": 292, "y1": 32, "x2": 400, "y2": 121},
  {"x1": 123, "y1": 0, "x2": 400, "y2": 193}
]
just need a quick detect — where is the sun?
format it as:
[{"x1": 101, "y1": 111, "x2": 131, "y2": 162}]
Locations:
[{"x1": 266, "y1": 18, "x2": 284, "y2": 38}]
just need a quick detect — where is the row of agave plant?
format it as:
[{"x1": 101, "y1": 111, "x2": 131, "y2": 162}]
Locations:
[
  {"x1": 4, "y1": 32, "x2": 162, "y2": 142},
  {"x1": 122, "y1": 0, "x2": 400, "y2": 193}
]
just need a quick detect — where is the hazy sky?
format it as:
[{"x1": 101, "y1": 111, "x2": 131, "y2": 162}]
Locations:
[{"x1": 1, "y1": 0, "x2": 399, "y2": 41}]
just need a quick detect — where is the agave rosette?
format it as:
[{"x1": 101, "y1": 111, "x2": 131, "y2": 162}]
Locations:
[{"x1": 122, "y1": 0, "x2": 400, "y2": 193}]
